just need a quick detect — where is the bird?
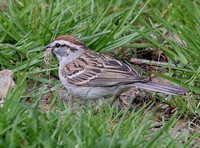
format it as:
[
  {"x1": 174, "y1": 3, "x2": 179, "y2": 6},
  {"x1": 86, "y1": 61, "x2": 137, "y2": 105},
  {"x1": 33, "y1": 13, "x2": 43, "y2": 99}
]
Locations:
[{"x1": 44, "y1": 35, "x2": 188, "y2": 103}]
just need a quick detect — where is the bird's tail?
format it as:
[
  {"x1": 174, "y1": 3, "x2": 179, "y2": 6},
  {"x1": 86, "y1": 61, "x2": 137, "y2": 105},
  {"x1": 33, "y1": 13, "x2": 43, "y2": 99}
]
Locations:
[{"x1": 132, "y1": 82, "x2": 188, "y2": 95}]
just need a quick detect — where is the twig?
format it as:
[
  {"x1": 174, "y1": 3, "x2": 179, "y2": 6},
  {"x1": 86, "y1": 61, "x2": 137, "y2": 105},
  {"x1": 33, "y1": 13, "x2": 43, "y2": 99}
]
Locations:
[{"x1": 130, "y1": 58, "x2": 175, "y2": 67}]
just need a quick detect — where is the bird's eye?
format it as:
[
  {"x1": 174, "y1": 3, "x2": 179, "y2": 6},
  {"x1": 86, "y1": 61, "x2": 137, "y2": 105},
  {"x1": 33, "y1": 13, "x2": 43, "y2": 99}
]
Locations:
[{"x1": 55, "y1": 43, "x2": 61, "y2": 48}]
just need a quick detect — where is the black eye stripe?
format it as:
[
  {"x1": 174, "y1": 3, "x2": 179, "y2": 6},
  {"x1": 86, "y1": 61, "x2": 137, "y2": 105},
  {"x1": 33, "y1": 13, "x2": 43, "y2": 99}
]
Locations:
[{"x1": 56, "y1": 44, "x2": 78, "y2": 52}]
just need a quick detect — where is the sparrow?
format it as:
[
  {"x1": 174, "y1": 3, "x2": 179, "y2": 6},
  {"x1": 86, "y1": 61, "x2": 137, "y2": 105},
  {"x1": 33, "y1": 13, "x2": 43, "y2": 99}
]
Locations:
[{"x1": 44, "y1": 35, "x2": 188, "y2": 100}]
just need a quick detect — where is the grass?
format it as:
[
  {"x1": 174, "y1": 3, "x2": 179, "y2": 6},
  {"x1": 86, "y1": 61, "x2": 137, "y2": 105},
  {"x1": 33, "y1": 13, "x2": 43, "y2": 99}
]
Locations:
[{"x1": 0, "y1": 0, "x2": 200, "y2": 147}]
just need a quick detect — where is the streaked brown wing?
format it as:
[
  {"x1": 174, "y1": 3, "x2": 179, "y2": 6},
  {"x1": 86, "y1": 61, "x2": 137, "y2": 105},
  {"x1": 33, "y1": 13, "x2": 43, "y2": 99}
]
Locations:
[{"x1": 61, "y1": 51, "x2": 149, "y2": 87}]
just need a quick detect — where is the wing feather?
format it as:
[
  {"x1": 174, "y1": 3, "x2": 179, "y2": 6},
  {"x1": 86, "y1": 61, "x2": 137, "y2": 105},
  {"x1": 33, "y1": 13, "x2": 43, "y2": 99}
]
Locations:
[{"x1": 62, "y1": 51, "x2": 149, "y2": 87}]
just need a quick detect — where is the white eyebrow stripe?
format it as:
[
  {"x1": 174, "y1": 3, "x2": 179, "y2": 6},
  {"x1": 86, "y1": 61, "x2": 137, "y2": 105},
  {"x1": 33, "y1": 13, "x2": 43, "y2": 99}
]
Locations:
[{"x1": 52, "y1": 40, "x2": 82, "y2": 49}]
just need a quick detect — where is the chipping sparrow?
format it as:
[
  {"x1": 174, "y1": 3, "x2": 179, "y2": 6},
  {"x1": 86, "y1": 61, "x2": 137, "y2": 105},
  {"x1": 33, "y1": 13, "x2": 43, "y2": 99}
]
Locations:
[{"x1": 44, "y1": 35, "x2": 187, "y2": 99}]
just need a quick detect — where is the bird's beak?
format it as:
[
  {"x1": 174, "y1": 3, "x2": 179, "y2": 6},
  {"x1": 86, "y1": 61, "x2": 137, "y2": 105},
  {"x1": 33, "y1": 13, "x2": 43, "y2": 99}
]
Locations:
[{"x1": 44, "y1": 44, "x2": 52, "y2": 50}]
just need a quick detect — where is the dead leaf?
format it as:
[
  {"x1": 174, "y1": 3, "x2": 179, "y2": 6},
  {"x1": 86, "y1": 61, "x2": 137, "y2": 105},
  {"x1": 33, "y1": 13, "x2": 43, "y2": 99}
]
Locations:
[{"x1": 0, "y1": 70, "x2": 15, "y2": 100}]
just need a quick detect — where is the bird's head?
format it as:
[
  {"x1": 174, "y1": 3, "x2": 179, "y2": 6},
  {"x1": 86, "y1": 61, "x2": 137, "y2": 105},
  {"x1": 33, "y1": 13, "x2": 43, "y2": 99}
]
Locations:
[{"x1": 45, "y1": 35, "x2": 85, "y2": 61}]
